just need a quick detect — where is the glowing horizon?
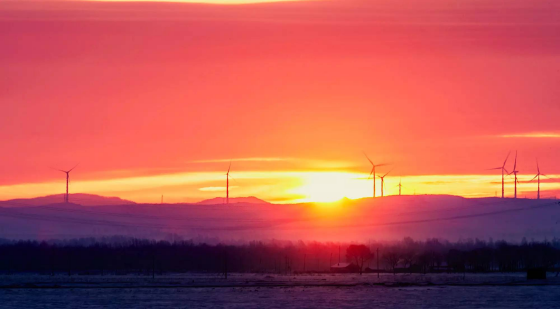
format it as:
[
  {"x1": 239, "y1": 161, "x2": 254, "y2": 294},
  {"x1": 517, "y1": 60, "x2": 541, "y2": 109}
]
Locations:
[
  {"x1": 87, "y1": 0, "x2": 308, "y2": 3},
  {"x1": 1, "y1": 168, "x2": 558, "y2": 204},
  {"x1": 500, "y1": 132, "x2": 560, "y2": 139}
]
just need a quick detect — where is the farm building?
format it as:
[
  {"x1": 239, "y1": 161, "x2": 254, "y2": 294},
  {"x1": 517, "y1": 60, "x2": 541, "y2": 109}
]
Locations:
[{"x1": 330, "y1": 263, "x2": 360, "y2": 273}]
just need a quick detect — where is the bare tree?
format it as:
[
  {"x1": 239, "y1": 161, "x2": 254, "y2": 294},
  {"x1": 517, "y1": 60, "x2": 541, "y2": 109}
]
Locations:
[
  {"x1": 346, "y1": 244, "x2": 373, "y2": 275},
  {"x1": 383, "y1": 247, "x2": 400, "y2": 274},
  {"x1": 401, "y1": 250, "x2": 415, "y2": 270}
]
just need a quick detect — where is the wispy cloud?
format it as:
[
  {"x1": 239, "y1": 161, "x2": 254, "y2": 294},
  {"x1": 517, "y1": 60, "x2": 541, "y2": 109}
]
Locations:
[
  {"x1": 199, "y1": 186, "x2": 238, "y2": 192},
  {"x1": 499, "y1": 132, "x2": 560, "y2": 138},
  {"x1": 190, "y1": 157, "x2": 354, "y2": 169},
  {"x1": 191, "y1": 157, "x2": 292, "y2": 164}
]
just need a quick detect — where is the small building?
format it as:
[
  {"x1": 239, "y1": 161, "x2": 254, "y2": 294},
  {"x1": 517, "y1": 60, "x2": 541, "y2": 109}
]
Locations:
[
  {"x1": 364, "y1": 267, "x2": 384, "y2": 273},
  {"x1": 527, "y1": 268, "x2": 547, "y2": 280},
  {"x1": 330, "y1": 262, "x2": 360, "y2": 273}
]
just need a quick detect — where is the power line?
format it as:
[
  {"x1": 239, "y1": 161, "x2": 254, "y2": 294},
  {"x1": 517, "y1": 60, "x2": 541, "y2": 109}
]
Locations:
[{"x1": 0, "y1": 201, "x2": 557, "y2": 233}]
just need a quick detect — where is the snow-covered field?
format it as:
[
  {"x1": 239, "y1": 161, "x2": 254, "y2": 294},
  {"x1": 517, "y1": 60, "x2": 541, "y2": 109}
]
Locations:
[{"x1": 1, "y1": 273, "x2": 559, "y2": 308}]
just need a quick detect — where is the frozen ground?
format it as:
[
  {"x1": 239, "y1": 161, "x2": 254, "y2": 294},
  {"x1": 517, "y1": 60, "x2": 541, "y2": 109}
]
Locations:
[{"x1": 1, "y1": 273, "x2": 559, "y2": 308}]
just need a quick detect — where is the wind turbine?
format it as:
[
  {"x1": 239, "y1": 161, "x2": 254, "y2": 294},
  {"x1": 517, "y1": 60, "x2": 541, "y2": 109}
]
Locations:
[
  {"x1": 226, "y1": 161, "x2": 231, "y2": 204},
  {"x1": 53, "y1": 164, "x2": 78, "y2": 203},
  {"x1": 396, "y1": 178, "x2": 403, "y2": 196},
  {"x1": 377, "y1": 169, "x2": 392, "y2": 197},
  {"x1": 364, "y1": 152, "x2": 389, "y2": 198},
  {"x1": 510, "y1": 151, "x2": 519, "y2": 199},
  {"x1": 488, "y1": 151, "x2": 510, "y2": 198},
  {"x1": 530, "y1": 159, "x2": 547, "y2": 200}
]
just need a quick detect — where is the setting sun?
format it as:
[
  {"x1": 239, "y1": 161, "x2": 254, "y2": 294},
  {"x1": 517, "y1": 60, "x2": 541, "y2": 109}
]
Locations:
[{"x1": 290, "y1": 172, "x2": 367, "y2": 202}]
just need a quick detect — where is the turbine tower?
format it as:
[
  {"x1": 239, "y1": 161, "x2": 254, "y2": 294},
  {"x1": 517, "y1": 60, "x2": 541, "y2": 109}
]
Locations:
[
  {"x1": 530, "y1": 159, "x2": 547, "y2": 200},
  {"x1": 397, "y1": 178, "x2": 402, "y2": 196},
  {"x1": 364, "y1": 152, "x2": 388, "y2": 198},
  {"x1": 377, "y1": 169, "x2": 392, "y2": 197},
  {"x1": 510, "y1": 151, "x2": 519, "y2": 199},
  {"x1": 488, "y1": 151, "x2": 510, "y2": 198},
  {"x1": 226, "y1": 161, "x2": 231, "y2": 204},
  {"x1": 54, "y1": 164, "x2": 78, "y2": 203}
]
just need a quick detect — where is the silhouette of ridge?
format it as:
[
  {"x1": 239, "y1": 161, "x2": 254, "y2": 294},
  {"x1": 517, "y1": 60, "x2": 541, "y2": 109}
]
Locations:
[
  {"x1": 196, "y1": 196, "x2": 270, "y2": 205},
  {"x1": 0, "y1": 193, "x2": 136, "y2": 207}
]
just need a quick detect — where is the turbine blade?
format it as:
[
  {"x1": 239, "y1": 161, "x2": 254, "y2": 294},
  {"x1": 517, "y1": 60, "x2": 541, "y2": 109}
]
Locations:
[
  {"x1": 530, "y1": 175, "x2": 538, "y2": 182},
  {"x1": 487, "y1": 167, "x2": 502, "y2": 170},
  {"x1": 229, "y1": 175, "x2": 239, "y2": 184},
  {"x1": 363, "y1": 152, "x2": 373, "y2": 165},
  {"x1": 227, "y1": 160, "x2": 232, "y2": 174},
  {"x1": 383, "y1": 168, "x2": 394, "y2": 177},
  {"x1": 50, "y1": 167, "x2": 67, "y2": 173},
  {"x1": 367, "y1": 167, "x2": 374, "y2": 180},
  {"x1": 502, "y1": 151, "x2": 511, "y2": 167},
  {"x1": 375, "y1": 163, "x2": 390, "y2": 167},
  {"x1": 68, "y1": 163, "x2": 79, "y2": 172}
]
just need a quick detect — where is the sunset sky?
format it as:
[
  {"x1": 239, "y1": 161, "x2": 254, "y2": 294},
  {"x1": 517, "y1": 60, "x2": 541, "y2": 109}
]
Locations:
[{"x1": 1, "y1": 0, "x2": 559, "y2": 203}]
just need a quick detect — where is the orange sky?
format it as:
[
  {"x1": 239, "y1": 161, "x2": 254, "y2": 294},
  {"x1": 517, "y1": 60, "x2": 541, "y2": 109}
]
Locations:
[
  {"x1": 92, "y1": 0, "x2": 306, "y2": 3},
  {"x1": 1, "y1": 0, "x2": 559, "y2": 203}
]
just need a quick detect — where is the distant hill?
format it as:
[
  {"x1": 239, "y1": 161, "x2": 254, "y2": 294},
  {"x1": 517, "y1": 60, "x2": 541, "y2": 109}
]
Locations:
[
  {"x1": 0, "y1": 194, "x2": 136, "y2": 207},
  {"x1": 196, "y1": 196, "x2": 270, "y2": 205},
  {"x1": 0, "y1": 194, "x2": 558, "y2": 242}
]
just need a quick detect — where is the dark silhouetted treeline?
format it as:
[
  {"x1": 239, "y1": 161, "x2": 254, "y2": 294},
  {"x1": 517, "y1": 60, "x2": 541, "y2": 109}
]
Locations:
[{"x1": 0, "y1": 236, "x2": 558, "y2": 274}]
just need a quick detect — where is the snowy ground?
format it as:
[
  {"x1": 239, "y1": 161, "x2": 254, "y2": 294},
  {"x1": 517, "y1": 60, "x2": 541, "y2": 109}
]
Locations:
[{"x1": 1, "y1": 273, "x2": 559, "y2": 308}]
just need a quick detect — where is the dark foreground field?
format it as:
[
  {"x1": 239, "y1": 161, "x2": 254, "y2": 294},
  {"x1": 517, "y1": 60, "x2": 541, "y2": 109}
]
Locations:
[{"x1": 1, "y1": 273, "x2": 559, "y2": 308}]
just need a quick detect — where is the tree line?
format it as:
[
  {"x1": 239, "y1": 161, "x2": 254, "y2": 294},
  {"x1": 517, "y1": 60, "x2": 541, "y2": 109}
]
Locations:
[{"x1": 0, "y1": 236, "x2": 558, "y2": 275}]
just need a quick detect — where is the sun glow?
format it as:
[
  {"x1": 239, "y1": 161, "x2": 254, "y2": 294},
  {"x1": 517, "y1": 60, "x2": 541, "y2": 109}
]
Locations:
[
  {"x1": 88, "y1": 0, "x2": 305, "y2": 3},
  {"x1": 0, "y1": 170, "x2": 559, "y2": 204},
  {"x1": 289, "y1": 172, "x2": 369, "y2": 203}
]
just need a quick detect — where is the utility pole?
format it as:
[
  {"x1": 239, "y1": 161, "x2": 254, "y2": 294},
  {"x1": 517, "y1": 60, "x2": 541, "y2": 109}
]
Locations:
[
  {"x1": 224, "y1": 250, "x2": 228, "y2": 279},
  {"x1": 152, "y1": 253, "x2": 155, "y2": 279},
  {"x1": 377, "y1": 248, "x2": 379, "y2": 279},
  {"x1": 50, "y1": 248, "x2": 54, "y2": 276},
  {"x1": 338, "y1": 245, "x2": 341, "y2": 266}
]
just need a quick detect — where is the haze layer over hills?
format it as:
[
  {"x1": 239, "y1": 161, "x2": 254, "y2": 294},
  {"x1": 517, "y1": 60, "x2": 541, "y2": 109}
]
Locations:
[
  {"x1": 0, "y1": 194, "x2": 136, "y2": 207},
  {"x1": 0, "y1": 195, "x2": 558, "y2": 242}
]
